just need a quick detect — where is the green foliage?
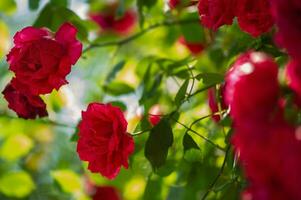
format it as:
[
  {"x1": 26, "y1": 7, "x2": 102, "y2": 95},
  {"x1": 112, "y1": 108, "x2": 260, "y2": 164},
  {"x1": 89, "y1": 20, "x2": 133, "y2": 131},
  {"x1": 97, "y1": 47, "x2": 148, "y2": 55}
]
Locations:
[
  {"x1": 0, "y1": 0, "x2": 16, "y2": 15},
  {"x1": 145, "y1": 119, "x2": 174, "y2": 170},
  {"x1": 175, "y1": 79, "x2": 189, "y2": 107},
  {"x1": 0, "y1": 171, "x2": 35, "y2": 198},
  {"x1": 33, "y1": 3, "x2": 88, "y2": 40}
]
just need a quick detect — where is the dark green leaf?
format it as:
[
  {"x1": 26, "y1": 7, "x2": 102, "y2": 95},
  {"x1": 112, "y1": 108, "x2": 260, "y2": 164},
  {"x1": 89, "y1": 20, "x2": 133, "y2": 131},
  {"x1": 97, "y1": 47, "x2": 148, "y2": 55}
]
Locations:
[
  {"x1": 70, "y1": 128, "x2": 79, "y2": 142},
  {"x1": 104, "y1": 81, "x2": 135, "y2": 96},
  {"x1": 143, "y1": 177, "x2": 162, "y2": 200},
  {"x1": 180, "y1": 13, "x2": 205, "y2": 43},
  {"x1": 33, "y1": 3, "x2": 88, "y2": 41},
  {"x1": 175, "y1": 79, "x2": 189, "y2": 107},
  {"x1": 105, "y1": 61, "x2": 126, "y2": 84},
  {"x1": 50, "y1": 0, "x2": 68, "y2": 7},
  {"x1": 195, "y1": 73, "x2": 224, "y2": 85},
  {"x1": 109, "y1": 101, "x2": 127, "y2": 111},
  {"x1": 155, "y1": 160, "x2": 175, "y2": 177},
  {"x1": 29, "y1": 0, "x2": 40, "y2": 10},
  {"x1": 145, "y1": 119, "x2": 174, "y2": 169},
  {"x1": 183, "y1": 133, "x2": 199, "y2": 152}
]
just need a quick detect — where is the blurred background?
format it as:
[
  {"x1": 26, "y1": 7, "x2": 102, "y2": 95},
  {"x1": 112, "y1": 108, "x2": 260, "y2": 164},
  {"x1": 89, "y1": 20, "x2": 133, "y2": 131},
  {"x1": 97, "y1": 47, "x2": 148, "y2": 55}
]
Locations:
[{"x1": 0, "y1": 0, "x2": 264, "y2": 199}]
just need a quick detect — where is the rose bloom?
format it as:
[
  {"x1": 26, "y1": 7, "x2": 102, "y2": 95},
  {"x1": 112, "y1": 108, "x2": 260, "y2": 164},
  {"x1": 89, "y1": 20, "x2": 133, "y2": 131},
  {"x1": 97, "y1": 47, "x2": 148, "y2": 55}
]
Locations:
[
  {"x1": 6, "y1": 23, "x2": 82, "y2": 95},
  {"x1": 89, "y1": 4, "x2": 136, "y2": 35},
  {"x1": 168, "y1": 0, "x2": 198, "y2": 9},
  {"x1": 270, "y1": 0, "x2": 301, "y2": 60},
  {"x1": 286, "y1": 60, "x2": 301, "y2": 106},
  {"x1": 92, "y1": 186, "x2": 121, "y2": 200},
  {"x1": 224, "y1": 51, "x2": 279, "y2": 122},
  {"x1": 2, "y1": 81, "x2": 47, "y2": 119},
  {"x1": 198, "y1": 0, "x2": 236, "y2": 30},
  {"x1": 77, "y1": 103, "x2": 134, "y2": 179},
  {"x1": 233, "y1": 112, "x2": 301, "y2": 200},
  {"x1": 236, "y1": 0, "x2": 274, "y2": 37},
  {"x1": 178, "y1": 36, "x2": 204, "y2": 56}
]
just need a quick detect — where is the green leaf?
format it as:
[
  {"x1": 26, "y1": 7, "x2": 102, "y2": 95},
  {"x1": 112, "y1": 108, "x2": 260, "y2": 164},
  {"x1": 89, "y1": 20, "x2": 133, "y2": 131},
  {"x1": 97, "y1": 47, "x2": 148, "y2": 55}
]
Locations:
[
  {"x1": 51, "y1": 170, "x2": 81, "y2": 193},
  {"x1": 105, "y1": 60, "x2": 126, "y2": 84},
  {"x1": 180, "y1": 13, "x2": 205, "y2": 43},
  {"x1": 145, "y1": 119, "x2": 174, "y2": 170},
  {"x1": 33, "y1": 3, "x2": 88, "y2": 41},
  {"x1": 0, "y1": 0, "x2": 16, "y2": 15},
  {"x1": 136, "y1": 0, "x2": 158, "y2": 27},
  {"x1": 195, "y1": 73, "x2": 224, "y2": 86},
  {"x1": 104, "y1": 81, "x2": 135, "y2": 96},
  {"x1": 175, "y1": 79, "x2": 189, "y2": 107},
  {"x1": 50, "y1": 0, "x2": 68, "y2": 7},
  {"x1": 155, "y1": 160, "x2": 175, "y2": 177},
  {"x1": 0, "y1": 134, "x2": 33, "y2": 161},
  {"x1": 0, "y1": 171, "x2": 35, "y2": 198},
  {"x1": 70, "y1": 128, "x2": 79, "y2": 142},
  {"x1": 183, "y1": 133, "x2": 199, "y2": 152},
  {"x1": 143, "y1": 177, "x2": 163, "y2": 200},
  {"x1": 109, "y1": 101, "x2": 127, "y2": 111},
  {"x1": 29, "y1": 0, "x2": 40, "y2": 10}
]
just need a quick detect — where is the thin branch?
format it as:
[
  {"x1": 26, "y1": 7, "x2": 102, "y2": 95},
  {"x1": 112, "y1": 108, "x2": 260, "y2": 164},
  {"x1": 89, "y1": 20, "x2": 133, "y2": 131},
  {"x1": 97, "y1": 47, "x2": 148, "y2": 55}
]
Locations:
[
  {"x1": 83, "y1": 18, "x2": 200, "y2": 54},
  {"x1": 201, "y1": 145, "x2": 231, "y2": 200},
  {"x1": 130, "y1": 129, "x2": 151, "y2": 137},
  {"x1": 171, "y1": 118, "x2": 225, "y2": 151}
]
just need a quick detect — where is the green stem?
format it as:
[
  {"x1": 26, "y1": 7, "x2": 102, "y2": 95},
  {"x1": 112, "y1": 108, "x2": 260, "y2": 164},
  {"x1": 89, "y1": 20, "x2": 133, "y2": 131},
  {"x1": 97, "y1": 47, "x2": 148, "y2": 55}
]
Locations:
[{"x1": 83, "y1": 18, "x2": 200, "y2": 54}]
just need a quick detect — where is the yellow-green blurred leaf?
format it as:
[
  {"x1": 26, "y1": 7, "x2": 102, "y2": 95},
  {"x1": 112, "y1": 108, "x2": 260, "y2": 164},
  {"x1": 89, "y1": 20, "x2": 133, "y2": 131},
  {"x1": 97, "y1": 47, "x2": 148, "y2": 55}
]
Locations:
[
  {"x1": 0, "y1": 134, "x2": 33, "y2": 161},
  {"x1": 0, "y1": 171, "x2": 35, "y2": 198},
  {"x1": 51, "y1": 170, "x2": 82, "y2": 193},
  {"x1": 0, "y1": 0, "x2": 16, "y2": 15},
  {"x1": 0, "y1": 20, "x2": 9, "y2": 58}
]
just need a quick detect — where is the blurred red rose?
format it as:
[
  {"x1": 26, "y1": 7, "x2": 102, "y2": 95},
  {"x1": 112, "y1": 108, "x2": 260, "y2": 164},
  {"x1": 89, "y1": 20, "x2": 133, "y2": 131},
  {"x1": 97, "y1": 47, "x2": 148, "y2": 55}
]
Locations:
[
  {"x1": 198, "y1": 0, "x2": 236, "y2": 30},
  {"x1": 6, "y1": 22, "x2": 82, "y2": 95},
  {"x1": 77, "y1": 103, "x2": 134, "y2": 179},
  {"x1": 148, "y1": 104, "x2": 162, "y2": 126},
  {"x1": 2, "y1": 81, "x2": 47, "y2": 119},
  {"x1": 270, "y1": 0, "x2": 301, "y2": 60},
  {"x1": 92, "y1": 186, "x2": 121, "y2": 200},
  {"x1": 207, "y1": 86, "x2": 227, "y2": 122},
  {"x1": 178, "y1": 36, "x2": 204, "y2": 55},
  {"x1": 90, "y1": 5, "x2": 136, "y2": 35},
  {"x1": 237, "y1": 0, "x2": 274, "y2": 37},
  {"x1": 286, "y1": 60, "x2": 301, "y2": 105},
  {"x1": 168, "y1": 0, "x2": 180, "y2": 9},
  {"x1": 224, "y1": 51, "x2": 279, "y2": 122}
]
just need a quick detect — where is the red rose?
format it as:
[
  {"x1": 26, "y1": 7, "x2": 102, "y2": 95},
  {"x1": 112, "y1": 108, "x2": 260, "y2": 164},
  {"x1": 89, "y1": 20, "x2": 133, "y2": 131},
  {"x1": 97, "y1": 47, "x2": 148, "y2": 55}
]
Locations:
[
  {"x1": 198, "y1": 0, "x2": 236, "y2": 30},
  {"x1": 286, "y1": 60, "x2": 301, "y2": 105},
  {"x1": 236, "y1": 0, "x2": 274, "y2": 37},
  {"x1": 148, "y1": 104, "x2": 162, "y2": 126},
  {"x1": 224, "y1": 51, "x2": 279, "y2": 121},
  {"x1": 2, "y1": 81, "x2": 48, "y2": 119},
  {"x1": 207, "y1": 86, "x2": 227, "y2": 122},
  {"x1": 92, "y1": 186, "x2": 121, "y2": 200},
  {"x1": 168, "y1": 0, "x2": 180, "y2": 9},
  {"x1": 7, "y1": 22, "x2": 82, "y2": 95},
  {"x1": 178, "y1": 36, "x2": 204, "y2": 55},
  {"x1": 77, "y1": 103, "x2": 134, "y2": 179},
  {"x1": 90, "y1": 5, "x2": 136, "y2": 35},
  {"x1": 270, "y1": 0, "x2": 301, "y2": 60}
]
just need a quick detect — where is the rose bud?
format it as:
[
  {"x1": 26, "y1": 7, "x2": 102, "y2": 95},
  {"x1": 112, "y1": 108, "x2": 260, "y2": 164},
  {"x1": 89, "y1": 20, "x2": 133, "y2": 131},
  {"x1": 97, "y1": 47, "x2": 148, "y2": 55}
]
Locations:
[
  {"x1": 236, "y1": 0, "x2": 274, "y2": 37},
  {"x1": 224, "y1": 51, "x2": 279, "y2": 122},
  {"x1": 6, "y1": 22, "x2": 82, "y2": 95},
  {"x1": 76, "y1": 103, "x2": 134, "y2": 179},
  {"x1": 92, "y1": 186, "x2": 121, "y2": 200},
  {"x1": 2, "y1": 81, "x2": 48, "y2": 119}
]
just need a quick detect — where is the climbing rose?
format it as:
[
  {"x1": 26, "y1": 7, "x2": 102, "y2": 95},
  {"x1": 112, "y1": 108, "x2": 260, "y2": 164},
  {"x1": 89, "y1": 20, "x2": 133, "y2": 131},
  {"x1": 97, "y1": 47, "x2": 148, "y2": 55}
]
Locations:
[
  {"x1": 77, "y1": 103, "x2": 134, "y2": 179},
  {"x1": 92, "y1": 186, "x2": 121, "y2": 200},
  {"x1": 6, "y1": 22, "x2": 82, "y2": 95},
  {"x1": 236, "y1": 0, "x2": 274, "y2": 37},
  {"x1": 270, "y1": 0, "x2": 301, "y2": 60},
  {"x1": 2, "y1": 81, "x2": 47, "y2": 119},
  {"x1": 178, "y1": 36, "x2": 204, "y2": 55},
  {"x1": 224, "y1": 51, "x2": 279, "y2": 121},
  {"x1": 90, "y1": 5, "x2": 136, "y2": 35},
  {"x1": 198, "y1": 0, "x2": 236, "y2": 30}
]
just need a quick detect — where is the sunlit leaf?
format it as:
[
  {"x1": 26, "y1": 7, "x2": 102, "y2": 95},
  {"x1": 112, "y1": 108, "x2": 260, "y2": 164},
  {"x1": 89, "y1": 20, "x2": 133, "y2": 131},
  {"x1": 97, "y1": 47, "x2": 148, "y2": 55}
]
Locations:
[
  {"x1": 183, "y1": 133, "x2": 199, "y2": 152},
  {"x1": 175, "y1": 79, "x2": 189, "y2": 107},
  {"x1": 104, "y1": 81, "x2": 135, "y2": 96},
  {"x1": 51, "y1": 170, "x2": 82, "y2": 193},
  {"x1": 0, "y1": 171, "x2": 35, "y2": 198},
  {"x1": 0, "y1": 134, "x2": 33, "y2": 161}
]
